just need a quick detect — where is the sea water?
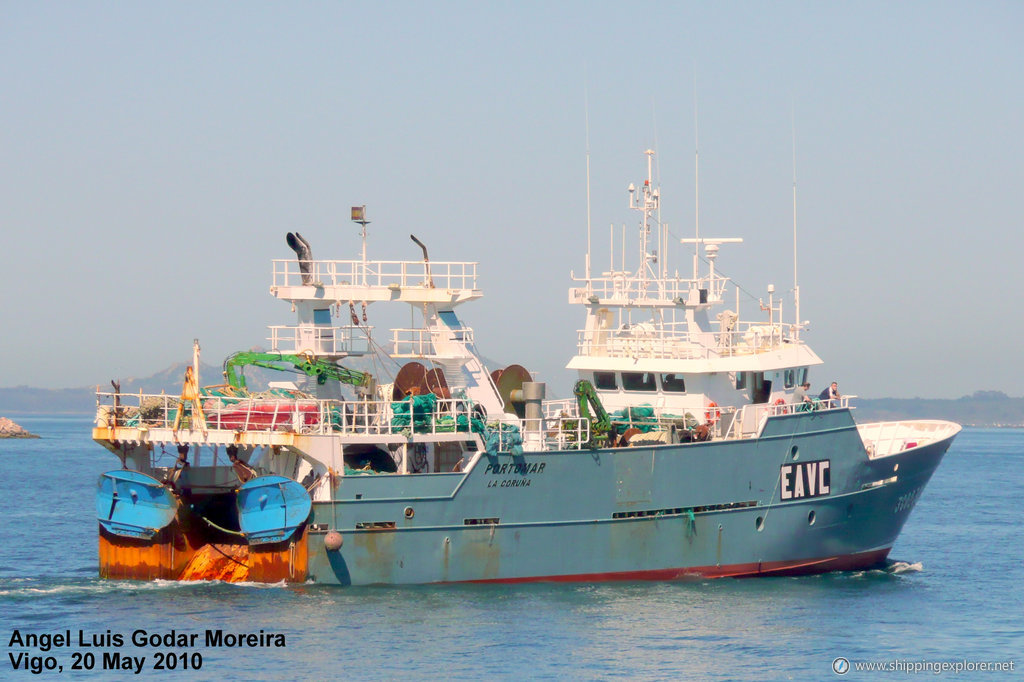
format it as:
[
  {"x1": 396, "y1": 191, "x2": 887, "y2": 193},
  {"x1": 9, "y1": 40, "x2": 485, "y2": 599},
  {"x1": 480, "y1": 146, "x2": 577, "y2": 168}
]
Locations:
[{"x1": 1, "y1": 416, "x2": 1021, "y2": 679}]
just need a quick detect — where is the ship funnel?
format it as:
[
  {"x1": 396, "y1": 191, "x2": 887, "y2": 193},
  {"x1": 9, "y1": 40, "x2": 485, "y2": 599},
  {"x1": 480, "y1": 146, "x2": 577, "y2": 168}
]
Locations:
[
  {"x1": 286, "y1": 232, "x2": 313, "y2": 285},
  {"x1": 521, "y1": 382, "x2": 545, "y2": 423},
  {"x1": 521, "y1": 381, "x2": 546, "y2": 450}
]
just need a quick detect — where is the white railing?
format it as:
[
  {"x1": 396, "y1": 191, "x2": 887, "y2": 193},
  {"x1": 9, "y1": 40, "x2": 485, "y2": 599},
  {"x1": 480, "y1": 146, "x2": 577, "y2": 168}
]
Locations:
[
  {"x1": 718, "y1": 396, "x2": 855, "y2": 440},
  {"x1": 96, "y1": 391, "x2": 482, "y2": 437},
  {"x1": 544, "y1": 397, "x2": 857, "y2": 443},
  {"x1": 96, "y1": 390, "x2": 603, "y2": 452},
  {"x1": 544, "y1": 397, "x2": 724, "y2": 443},
  {"x1": 97, "y1": 392, "x2": 333, "y2": 434},
  {"x1": 570, "y1": 271, "x2": 731, "y2": 304},
  {"x1": 268, "y1": 325, "x2": 372, "y2": 355},
  {"x1": 542, "y1": 398, "x2": 576, "y2": 421},
  {"x1": 272, "y1": 259, "x2": 478, "y2": 291},
  {"x1": 331, "y1": 396, "x2": 478, "y2": 437},
  {"x1": 97, "y1": 391, "x2": 507, "y2": 443},
  {"x1": 529, "y1": 416, "x2": 592, "y2": 450},
  {"x1": 577, "y1": 320, "x2": 800, "y2": 360},
  {"x1": 857, "y1": 419, "x2": 960, "y2": 459},
  {"x1": 716, "y1": 323, "x2": 794, "y2": 356},
  {"x1": 577, "y1": 328, "x2": 705, "y2": 359},
  {"x1": 391, "y1": 327, "x2": 475, "y2": 357},
  {"x1": 100, "y1": 391, "x2": 863, "y2": 449}
]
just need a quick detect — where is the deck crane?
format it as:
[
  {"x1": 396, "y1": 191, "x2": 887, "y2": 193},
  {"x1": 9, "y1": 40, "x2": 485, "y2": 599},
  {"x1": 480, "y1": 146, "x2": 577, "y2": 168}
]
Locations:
[{"x1": 223, "y1": 351, "x2": 374, "y2": 395}]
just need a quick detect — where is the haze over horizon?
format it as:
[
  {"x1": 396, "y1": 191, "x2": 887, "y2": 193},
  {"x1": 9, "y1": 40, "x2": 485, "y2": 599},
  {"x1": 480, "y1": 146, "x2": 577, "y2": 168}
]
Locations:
[{"x1": 2, "y1": 2, "x2": 1021, "y2": 399}]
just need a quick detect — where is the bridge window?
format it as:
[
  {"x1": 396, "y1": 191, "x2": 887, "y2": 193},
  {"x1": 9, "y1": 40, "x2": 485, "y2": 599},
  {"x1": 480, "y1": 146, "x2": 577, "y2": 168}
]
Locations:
[
  {"x1": 784, "y1": 369, "x2": 796, "y2": 388},
  {"x1": 622, "y1": 372, "x2": 656, "y2": 392},
  {"x1": 735, "y1": 372, "x2": 747, "y2": 390},
  {"x1": 660, "y1": 373, "x2": 686, "y2": 393},
  {"x1": 594, "y1": 372, "x2": 617, "y2": 390}
]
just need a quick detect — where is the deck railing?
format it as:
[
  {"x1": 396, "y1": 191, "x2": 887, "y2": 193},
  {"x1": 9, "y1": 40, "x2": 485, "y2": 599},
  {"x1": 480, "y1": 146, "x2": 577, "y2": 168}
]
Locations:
[
  {"x1": 96, "y1": 390, "x2": 859, "y2": 451},
  {"x1": 391, "y1": 327, "x2": 475, "y2": 357},
  {"x1": 856, "y1": 418, "x2": 957, "y2": 458},
  {"x1": 517, "y1": 416, "x2": 591, "y2": 451},
  {"x1": 577, "y1": 320, "x2": 800, "y2": 360},
  {"x1": 717, "y1": 397, "x2": 855, "y2": 440},
  {"x1": 544, "y1": 397, "x2": 730, "y2": 443},
  {"x1": 95, "y1": 390, "x2": 596, "y2": 452},
  {"x1": 570, "y1": 271, "x2": 731, "y2": 304},
  {"x1": 543, "y1": 396, "x2": 856, "y2": 443},
  {"x1": 542, "y1": 398, "x2": 576, "y2": 421},
  {"x1": 96, "y1": 391, "x2": 474, "y2": 437},
  {"x1": 272, "y1": 259, "x2": 478, "y2": 291},
  {"x1": 268, "y1": 324, "x2": 373, "y2": 355}
]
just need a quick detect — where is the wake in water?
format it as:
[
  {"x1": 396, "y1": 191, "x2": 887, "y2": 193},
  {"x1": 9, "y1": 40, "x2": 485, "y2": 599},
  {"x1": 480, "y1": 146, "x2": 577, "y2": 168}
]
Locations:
[
  {"x1": 0, "y1": 577, "x2": 307, "y2": 600},
  {"x1": 885, "y1": 560, "x2": 924, "y2": 574},
  {"x1": 845, "y1": 559, "x2": 924, "y2": 579}
]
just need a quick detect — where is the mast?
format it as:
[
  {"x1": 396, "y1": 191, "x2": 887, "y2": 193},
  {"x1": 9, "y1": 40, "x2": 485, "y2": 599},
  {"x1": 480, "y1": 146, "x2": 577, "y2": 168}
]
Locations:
[
  {"x1": 791, "y1": 110, "x2": 801, "y2": 339},
  {"x1": 192, "y1": 338, "x2": 201, "y2": 385},
  {"x1": 351, "y1": 205, "x2": 370, "y2": 286},
  {"x1": 627, "y1": 149, "x2": 660, "y2": 290},
  {"x1": 585, "y1": 83, "x2": 593, "y2": 284},
  {"x1": 693, "y1": 66, "x2": 700, "y2": 282},
  {"x1": 651, "y1": 100, "x2": 667, "y2": 284}
]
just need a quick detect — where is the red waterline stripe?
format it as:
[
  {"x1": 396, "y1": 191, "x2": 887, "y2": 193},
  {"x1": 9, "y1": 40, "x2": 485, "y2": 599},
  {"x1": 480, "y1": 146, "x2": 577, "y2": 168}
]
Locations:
[{"x1": 461, "y1": 548, "x2": 892, "y2": 584}]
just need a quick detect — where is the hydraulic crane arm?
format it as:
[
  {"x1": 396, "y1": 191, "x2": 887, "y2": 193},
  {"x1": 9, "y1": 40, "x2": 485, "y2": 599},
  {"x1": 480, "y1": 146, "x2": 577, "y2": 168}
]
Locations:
[
  {"x1": 573, "y1": 379, "x2": 611, "y2": 447},
  {"x1": 223, "y1": 351, "x2": 372, "y2": 392}
]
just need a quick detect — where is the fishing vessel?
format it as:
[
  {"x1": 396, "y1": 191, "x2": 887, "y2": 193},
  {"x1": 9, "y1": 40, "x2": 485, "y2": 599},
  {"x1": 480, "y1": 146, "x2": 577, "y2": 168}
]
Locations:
[{"x1": 92, "y1": 153, "x2": 960, "y2": 584}]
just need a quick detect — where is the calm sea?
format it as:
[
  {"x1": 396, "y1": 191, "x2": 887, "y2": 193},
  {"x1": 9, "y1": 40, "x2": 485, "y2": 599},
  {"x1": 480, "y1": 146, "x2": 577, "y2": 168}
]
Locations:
[{"x1": 1, "y1": 416, "x2": 1020, "y2": 680}]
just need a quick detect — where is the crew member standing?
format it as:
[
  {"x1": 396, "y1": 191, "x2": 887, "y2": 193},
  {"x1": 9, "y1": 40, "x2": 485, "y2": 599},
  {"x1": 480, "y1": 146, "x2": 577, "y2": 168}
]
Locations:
[{"x1": 793, "y1": 381, "x2": 812, "y2": 404}]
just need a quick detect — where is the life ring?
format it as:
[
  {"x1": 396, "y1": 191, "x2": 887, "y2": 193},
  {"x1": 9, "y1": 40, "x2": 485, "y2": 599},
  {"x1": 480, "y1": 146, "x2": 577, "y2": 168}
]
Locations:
[
  {"x1": 773, "y1": 398, "x2": 788, "y2": 414},
  {"x1": 705, "y1": 401, "x2": 720, "y2": 426}
]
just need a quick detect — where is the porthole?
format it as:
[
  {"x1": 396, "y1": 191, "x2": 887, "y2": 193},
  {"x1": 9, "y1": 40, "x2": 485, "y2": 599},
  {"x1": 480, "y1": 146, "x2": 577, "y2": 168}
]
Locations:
[
  {"x1": 790, "y1": 446, "x2": 799, "y2": 460},
  {"x1": 808, "y1": 510, "x2": 816, "y2": 526},
  {"x1": 755, "y1": 516, "x2": 764, "y2": 532}
]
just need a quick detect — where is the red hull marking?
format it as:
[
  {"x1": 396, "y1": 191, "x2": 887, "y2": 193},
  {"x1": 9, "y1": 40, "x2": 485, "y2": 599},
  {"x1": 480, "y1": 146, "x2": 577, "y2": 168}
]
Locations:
[{"x1": 462, "y1": 548, "x2": 892, "y2": 584}]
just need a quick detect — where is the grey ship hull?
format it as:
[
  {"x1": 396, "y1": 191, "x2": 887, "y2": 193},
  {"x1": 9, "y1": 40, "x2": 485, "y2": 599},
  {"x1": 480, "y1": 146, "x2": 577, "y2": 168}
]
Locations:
[{"x1": 306, "y1": 409, "x2": 953, "y2": 585}]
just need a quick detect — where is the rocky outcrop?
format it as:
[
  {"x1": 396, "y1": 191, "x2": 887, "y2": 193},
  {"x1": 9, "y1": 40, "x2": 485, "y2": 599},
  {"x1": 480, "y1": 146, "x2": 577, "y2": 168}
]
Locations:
[{"x1": 0, "y1": 417, "x2": 40, "y2": 438}]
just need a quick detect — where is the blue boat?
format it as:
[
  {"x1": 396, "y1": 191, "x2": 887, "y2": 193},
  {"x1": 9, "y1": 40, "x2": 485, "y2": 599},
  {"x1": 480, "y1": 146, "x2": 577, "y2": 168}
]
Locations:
[
  {"x1": 96, "y1": 470, "x2": 178, "y2": 540},
  {"x1": 91, "y1": 152, "x2": 959, "y2": 584},
  {"x1": 237, "y1": 476, "x2": 312, "y2": 545}
]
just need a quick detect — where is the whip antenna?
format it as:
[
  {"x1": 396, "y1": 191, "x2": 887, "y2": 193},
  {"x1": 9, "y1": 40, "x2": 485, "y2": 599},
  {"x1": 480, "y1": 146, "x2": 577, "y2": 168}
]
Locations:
[
  {"x1": 693, "y1": 65, "x2": 701, "y2": 281},
  {"x1": 584, "y1": 73, "x2": 592, "y2": 283},
  {"x1": 792, "y1": 105, "x2": 801, "y2": 338}
]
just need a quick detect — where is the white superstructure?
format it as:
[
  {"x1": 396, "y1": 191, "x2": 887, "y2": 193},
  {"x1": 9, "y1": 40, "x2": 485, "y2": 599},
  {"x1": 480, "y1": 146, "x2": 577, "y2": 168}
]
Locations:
[{"x1": 567, "y1": 150, "x2": 823, "y2": 432}]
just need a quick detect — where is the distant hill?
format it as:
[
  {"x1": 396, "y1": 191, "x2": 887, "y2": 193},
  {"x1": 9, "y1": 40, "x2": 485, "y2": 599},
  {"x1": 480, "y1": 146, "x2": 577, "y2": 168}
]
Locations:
[
  {"x1": 0, "y1": 355, "x2": 385, "y2": 414},
  {"x1": 0, "y1": 386, "x2": 101, "y2": 414},
  {"x1": 0, "y1": 361, "x2": 225, "y2": 414},
  {"x1": 853, "y1": 391, "x2": 1024, "y2": 427}
]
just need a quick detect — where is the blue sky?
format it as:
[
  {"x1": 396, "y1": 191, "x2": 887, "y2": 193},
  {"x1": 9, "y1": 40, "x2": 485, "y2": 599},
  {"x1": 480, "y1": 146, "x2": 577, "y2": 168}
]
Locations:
[{"x1": 1, "y1": 2, "x2": 1021, "y2": 398}]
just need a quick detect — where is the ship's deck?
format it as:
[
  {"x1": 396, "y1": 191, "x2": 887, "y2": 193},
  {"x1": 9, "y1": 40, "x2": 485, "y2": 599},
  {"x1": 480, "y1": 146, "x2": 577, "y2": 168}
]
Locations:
[{"x1": 92, "y1": 389, "x2": 907, "y2": 456}]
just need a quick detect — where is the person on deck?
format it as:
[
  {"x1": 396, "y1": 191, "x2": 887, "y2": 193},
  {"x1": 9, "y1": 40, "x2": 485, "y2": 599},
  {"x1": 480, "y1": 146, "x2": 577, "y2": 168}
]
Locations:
[
  {"x1": 793, "y1": 381, "x2": 812, "y2": 404},
  {"x1": 818, "y1": 381, "x2": 840, "y2": 403}
]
